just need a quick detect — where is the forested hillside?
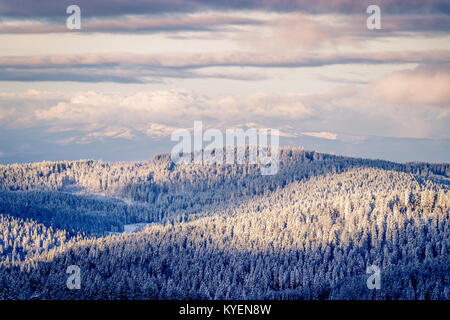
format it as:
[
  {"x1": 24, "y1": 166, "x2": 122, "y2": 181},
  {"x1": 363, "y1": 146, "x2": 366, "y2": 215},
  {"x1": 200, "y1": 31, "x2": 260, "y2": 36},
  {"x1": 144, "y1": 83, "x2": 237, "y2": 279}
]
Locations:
[{"x1": 0, "y1": 149, "x2": 449, "y2": 299}]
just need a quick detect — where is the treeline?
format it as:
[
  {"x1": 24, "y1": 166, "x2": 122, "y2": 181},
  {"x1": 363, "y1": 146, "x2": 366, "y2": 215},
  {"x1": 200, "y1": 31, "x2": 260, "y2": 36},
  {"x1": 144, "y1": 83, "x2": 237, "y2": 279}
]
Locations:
[
  {"x1": 0, "y1": 149, "x2": 449, "y2": 235},
  {"x1": 1, "y1": 149, "x2": 449, "y2": 196}
]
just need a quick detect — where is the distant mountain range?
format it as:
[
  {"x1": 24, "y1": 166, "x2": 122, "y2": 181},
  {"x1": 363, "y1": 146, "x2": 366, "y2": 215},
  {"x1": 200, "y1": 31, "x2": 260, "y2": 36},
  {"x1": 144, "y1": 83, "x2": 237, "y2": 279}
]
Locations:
[{"x1": 1, "y1": 127, "x2": 449, "y2": 164}]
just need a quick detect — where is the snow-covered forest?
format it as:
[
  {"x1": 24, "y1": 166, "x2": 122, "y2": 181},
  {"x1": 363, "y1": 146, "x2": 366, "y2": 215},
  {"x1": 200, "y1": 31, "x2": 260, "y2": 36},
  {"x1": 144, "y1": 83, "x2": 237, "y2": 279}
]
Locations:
[{"x1": 0, "y1": 148, "x2": 449, "y2": 299}]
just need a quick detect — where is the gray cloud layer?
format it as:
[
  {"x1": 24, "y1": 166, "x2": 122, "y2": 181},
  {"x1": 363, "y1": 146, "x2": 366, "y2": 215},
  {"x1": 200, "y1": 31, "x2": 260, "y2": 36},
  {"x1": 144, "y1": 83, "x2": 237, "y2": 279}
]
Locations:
[
  {"x1": 1, "y1": 13, "x2": 449, "y2": 35},
  {"x1": 0, "y1": 51, "x2": 448, "y2": 83},
  {"x1": 0, "y1": 14, "x2": 263, "y2": 34},
  {"x1": 1, "y1": 0, "x2": 449, "y2": 18}
]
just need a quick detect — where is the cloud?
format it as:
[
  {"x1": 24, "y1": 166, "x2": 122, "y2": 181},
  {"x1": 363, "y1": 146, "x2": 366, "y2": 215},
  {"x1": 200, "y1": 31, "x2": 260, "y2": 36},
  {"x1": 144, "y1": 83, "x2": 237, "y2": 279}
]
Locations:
[
  {"x1": 1, "y1": 11, "x2": 448, "y2": 62},
  {"x1": 0, "y1": 50, "x2": 448, "y2": 83},
  {"x1": 0, "y1": 66, "x2": 268, "y2": 83},
  {"x1": 290, "y1": 67, "x2": 450, "y2": 139},
  {"x1": 3, "y1": 83, "x2": 448, "y2": 144},
  {"x1": 85, "y1": 127, "x2": 136, "y2": 140},
  {"x1": 5, "y1": 89, "x2": 313, "y2": 138},
  {"x1": 146, "y1": 123, "x2": 179, "y2": 137},
  {"x1": 0, "y1": 14, "x2": 262, "y2": 34},
  {"x1": 236, "y1": 13, "x2": 450, "y2": 50},
  {"x1": 0, "y1": 68, "x2": 159, "y2": 83},
  {"x1": 301, "y1": 131, "x2": 338, "y2": 140},
  {"x1": 0, "y1": 0, "x2": 448, "y2": 18},
  {"x1": 381, "y1": 14, "x2": 450, "y2": 33},
  {"x1": 236, "y1": 13, "x2": 333, "y2": 49},
  {"x1": 2, "y1": 50, "x2": 448, "y2": 68},
  {"x1": 372, "y1": 65, "x2": 450, "y2": 105}
]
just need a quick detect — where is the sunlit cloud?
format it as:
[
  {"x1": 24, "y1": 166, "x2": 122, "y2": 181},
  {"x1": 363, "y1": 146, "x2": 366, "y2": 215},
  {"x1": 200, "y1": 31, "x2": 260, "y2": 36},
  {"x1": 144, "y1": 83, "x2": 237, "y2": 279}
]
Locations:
[
  {"x1": 301, "y1": 132, "x2": 338, "y2": 140},
  {"x1": 0, "y1": 50, "x2": 448, "y2": 84},
  {"x1": 371, "y1": 65, "x2": 450, "y2": 106},
  {"x1": 0, "y1": 14, "x2": 263, "y2": 34}
]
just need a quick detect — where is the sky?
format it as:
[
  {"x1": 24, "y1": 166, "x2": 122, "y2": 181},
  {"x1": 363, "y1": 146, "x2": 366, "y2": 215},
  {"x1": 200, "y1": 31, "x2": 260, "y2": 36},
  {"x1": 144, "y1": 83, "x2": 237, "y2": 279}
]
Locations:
[{"x1": 0, "y1": 0, "x2": 449, "y2": 164}]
